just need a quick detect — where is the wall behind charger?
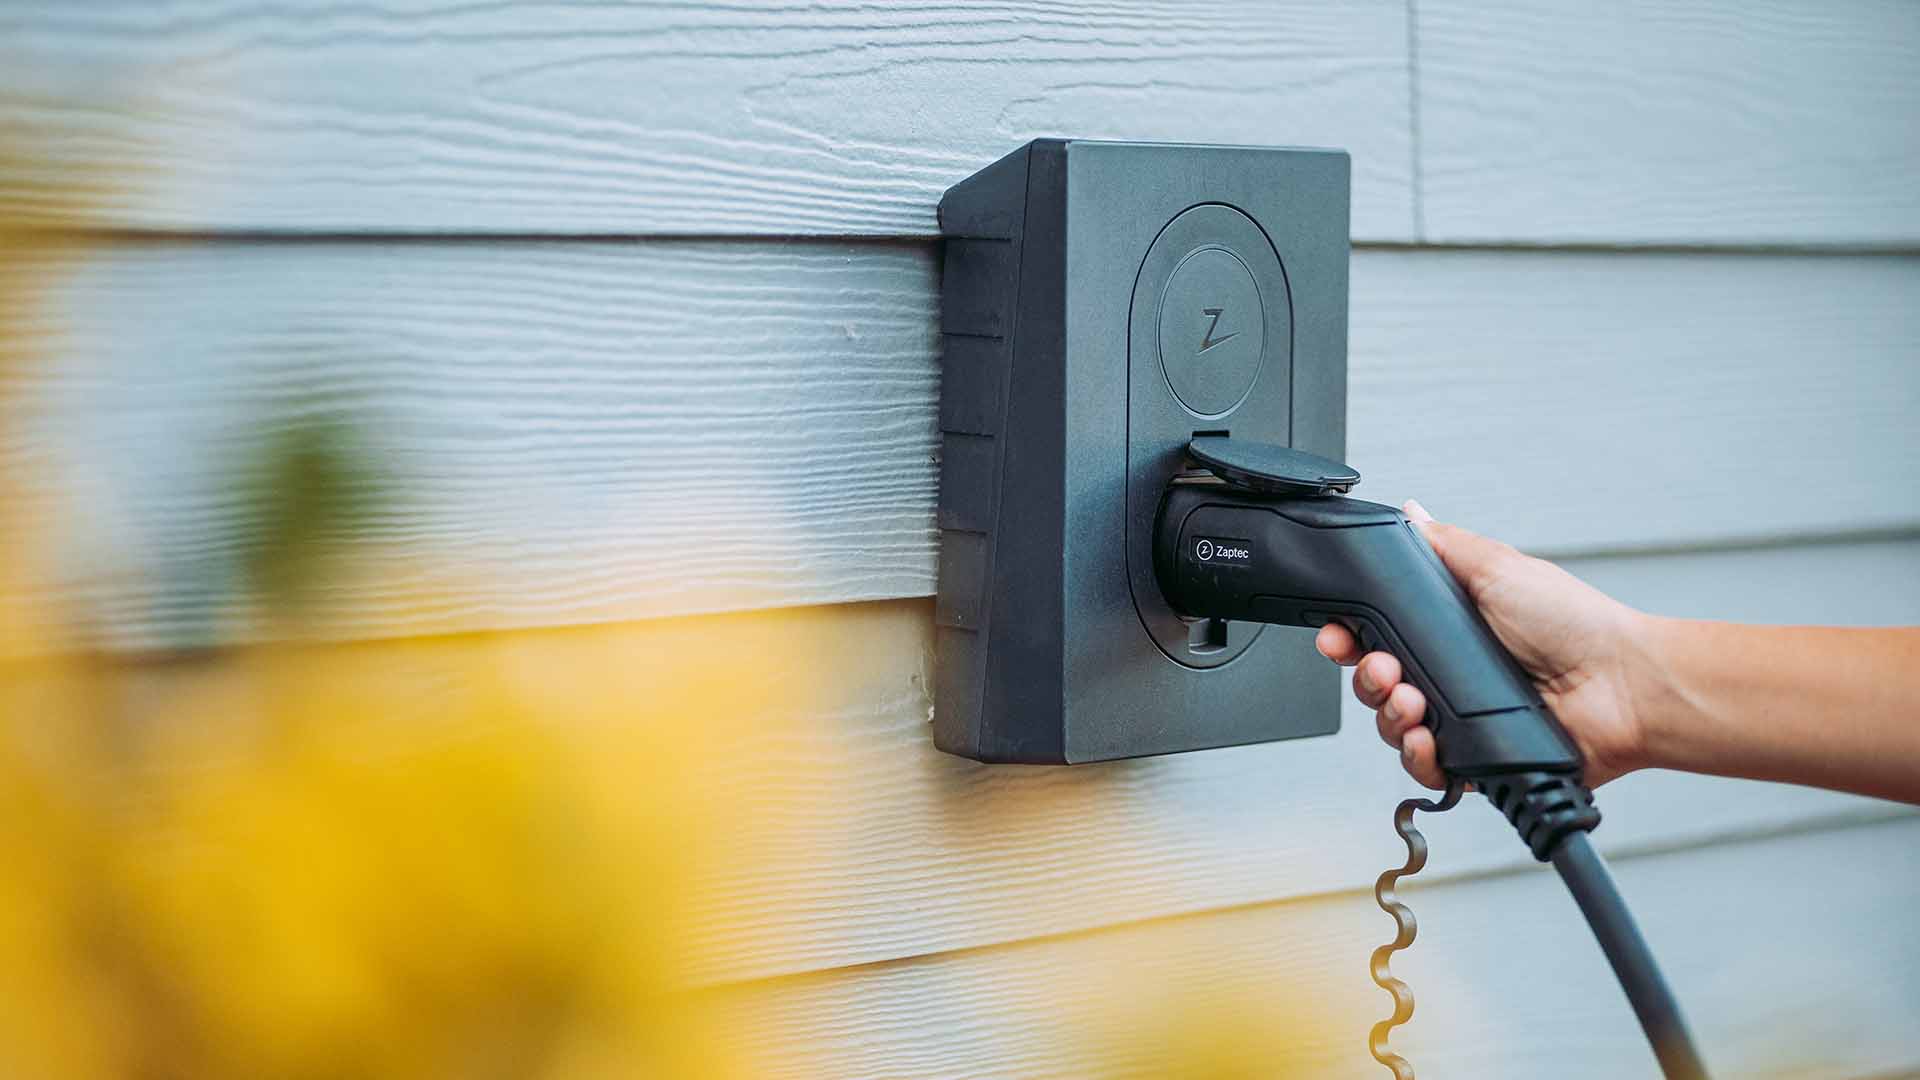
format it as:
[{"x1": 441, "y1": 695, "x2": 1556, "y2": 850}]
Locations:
[{"x1": 5, "y1": 1, "x2": 1920, "y2": 1077}]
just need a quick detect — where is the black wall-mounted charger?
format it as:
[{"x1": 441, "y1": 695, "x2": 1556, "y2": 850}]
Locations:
[{"x1": 933, "y1": 138, "x2": 1351, "y2": 764}]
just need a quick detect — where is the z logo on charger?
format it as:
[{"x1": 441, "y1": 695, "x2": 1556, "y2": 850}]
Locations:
[{"x1": 1198, "y1": 307, "x2": 1240, "y2": 354}]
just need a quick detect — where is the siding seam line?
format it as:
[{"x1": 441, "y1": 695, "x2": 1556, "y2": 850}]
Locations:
[
  {"x1": 16, "y1": 229, "x2": 1920, "y2": 258},
  {"x1": 1406, "y1": 0, "x2": 1426, "y2": 241}
]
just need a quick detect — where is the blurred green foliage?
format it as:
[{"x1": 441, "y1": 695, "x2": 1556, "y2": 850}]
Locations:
[{"x1": 237, "y1": 414, "x2": 385, "y2": 616}]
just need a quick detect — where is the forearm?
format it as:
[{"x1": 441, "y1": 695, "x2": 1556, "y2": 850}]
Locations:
[{"x1": 1627, "y1": 617, "x2": 1920, "y2": 804}]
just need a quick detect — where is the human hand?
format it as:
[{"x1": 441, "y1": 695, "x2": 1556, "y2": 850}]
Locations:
[{"x1": 1315, "y1": 500, "x2": 1650, "y2": 790}]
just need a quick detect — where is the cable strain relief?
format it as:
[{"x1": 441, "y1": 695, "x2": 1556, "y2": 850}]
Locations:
[{"x1": 1475, "y1": 770, "x2": 1602, "y2": 861}]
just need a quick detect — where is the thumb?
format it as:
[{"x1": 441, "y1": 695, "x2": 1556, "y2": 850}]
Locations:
[{"x1": 1404, "y1": 503, "x2": 1514, "y2": 601}]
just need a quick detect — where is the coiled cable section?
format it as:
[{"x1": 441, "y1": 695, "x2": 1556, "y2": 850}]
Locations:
[{"x1": 1367, "y1": 777, "x2": 1466, "y2": 1080}]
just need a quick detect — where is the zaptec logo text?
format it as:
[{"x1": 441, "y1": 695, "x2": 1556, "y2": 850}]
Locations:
[
  {"x1": 1194, "y1": 538, "x2": 1250, "y2": 563},
  {"x1": 1198, "y1": 307, "x2": 1240, "y2": 354}
]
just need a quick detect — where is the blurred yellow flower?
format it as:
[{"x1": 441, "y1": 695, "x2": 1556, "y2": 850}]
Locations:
[
  {"x1": 3, "y1": 608, "x2": 810, "y2": 1078},
  {"x1": 0, "y1": 619, "x2": 805, "y2": 1080},
  {"x1": 0, "y1": 127, "x2": 790, "y2": 1075}
]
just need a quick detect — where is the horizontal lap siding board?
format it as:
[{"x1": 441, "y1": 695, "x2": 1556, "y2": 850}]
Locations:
[
  {"x1": 712, "y1": 817, "x2": 1920, "y2": 1080},
  {"x1": 9, "y1": 243, "x2": 1919, "y2": 646},
  {"x1": 1416, "y1": 0, "x2": 1920, "y2": 247},
  {"x1": 0, "y1": 1, "x2": 1414, "y2": 239},
  {"x1": 1349, "y1": 249, "x2": 1920, "y2": 558},
  {"x1": 15, "y1": 537, "x2": 1908, "y2": 986},
  {"x1": 10, "y1": 240, "x2": 944, "y2": 648},
  {"x1": 10, "y1": 4, "x2": 1918, "y2": 250}
]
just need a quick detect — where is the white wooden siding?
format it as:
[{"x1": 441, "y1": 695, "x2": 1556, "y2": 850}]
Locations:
[
  {"x1": 712, "y1": 818, "x2": 1920, "y2": 1080},
  {"x1": 0, "y1": 1, "x2": 1415, "y2": 238},
  {"x1": 6, "y1": 2, "x2": 1919, "y2": 245},
  {"x1": 1417, "y1": 0, "x2": 1920, "y2": 246},
  {"x1": 5, "y1": 2, "x2": 1918, "y2": 1078},
  {"x1": 12, "y1": 246, "x2": 1918, "y2": 646}
]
